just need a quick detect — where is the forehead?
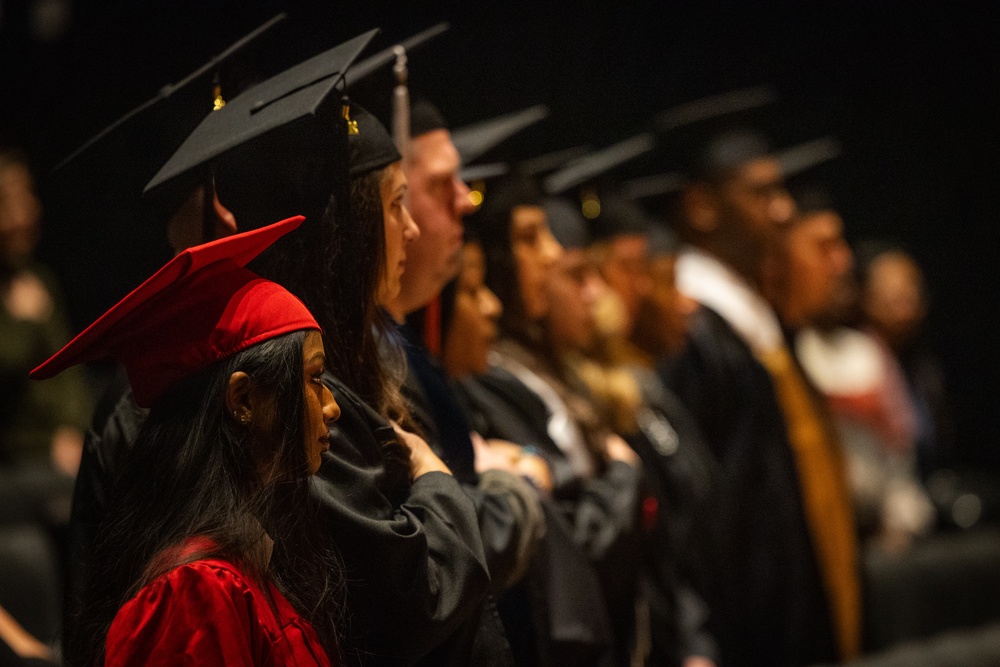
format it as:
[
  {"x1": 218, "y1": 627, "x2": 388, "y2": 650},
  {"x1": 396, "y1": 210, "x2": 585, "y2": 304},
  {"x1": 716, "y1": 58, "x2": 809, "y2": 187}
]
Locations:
[
  {"x1": 381, "y1": 161, "x2": 407, "y2": 189},
  {"x1": 511, "y1": 205, "x2": 547, "y2": 231},
  {"x1": 608, "y1": 234, "x2": 649, "y2": 255},
  {"x1": 303, "y1": 330, "x2": 325, "y2": 357},
  {"x1": 0, "y1": 163, "x2": 32, "y2": 190},
  {"x1": 870, "y1": 252, "x2": 922, "y2": 285},
  {"x1": 409, "y1": 129, "x2": 461, "y2": 178},
  {"x1": 730, "y1": 157, "x2": 783, "y2": 186},
  {"x1": 794, "y1": 210, "x2": 844, "y2": 239}
]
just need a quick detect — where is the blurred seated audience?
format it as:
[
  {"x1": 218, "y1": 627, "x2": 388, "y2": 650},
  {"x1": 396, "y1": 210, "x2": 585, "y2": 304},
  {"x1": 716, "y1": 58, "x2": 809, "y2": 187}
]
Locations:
[{"x1": 0, "y1": 148, "x2": 91, "y2": 485}]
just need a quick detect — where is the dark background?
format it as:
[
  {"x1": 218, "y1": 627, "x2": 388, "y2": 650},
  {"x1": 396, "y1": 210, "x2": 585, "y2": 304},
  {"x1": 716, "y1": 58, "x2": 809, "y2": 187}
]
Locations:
[{"x1": 1, "y1": 1, "x2": 998, "y2": 468}]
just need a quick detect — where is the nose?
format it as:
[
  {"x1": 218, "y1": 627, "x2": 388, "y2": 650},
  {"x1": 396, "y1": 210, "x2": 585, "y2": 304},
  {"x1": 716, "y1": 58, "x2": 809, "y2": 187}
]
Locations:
[
  {"x1": 542, "y1": 230, "x2": 564, "y2": 268},
  {"x1": 403, "y1": 205, "x2": 420, "y2": 243},
  {"x1": 322, "y1": 385, "x2": 341, "y2": 423},
  {"x1": 454, "y1": 176, "x2": 477, "y2": 217},
  {"x1": 481, "y1": 286, "x2": 503, "y2": 319},
  {"x1": 582, "y1": 273, "x2": 606, "y2": 306},
  {"x1": 832, "y1": 240, "x2": 853, "y2": 278},
  {"x1": 768, "y1": 188, "x2": 796, "y2": 226}
]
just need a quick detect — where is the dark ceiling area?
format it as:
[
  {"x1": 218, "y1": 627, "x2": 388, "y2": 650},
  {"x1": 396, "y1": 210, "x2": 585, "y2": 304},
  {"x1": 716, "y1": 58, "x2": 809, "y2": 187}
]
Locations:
[{"x1": 2, "y1": 0, "x2": 998, "y2": 466}]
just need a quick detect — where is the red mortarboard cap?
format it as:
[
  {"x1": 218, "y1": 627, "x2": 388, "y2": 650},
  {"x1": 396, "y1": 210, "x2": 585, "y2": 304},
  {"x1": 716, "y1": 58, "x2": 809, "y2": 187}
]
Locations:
[{"x1": 30, "y1": 216, "x2": 318, "y2": 407}]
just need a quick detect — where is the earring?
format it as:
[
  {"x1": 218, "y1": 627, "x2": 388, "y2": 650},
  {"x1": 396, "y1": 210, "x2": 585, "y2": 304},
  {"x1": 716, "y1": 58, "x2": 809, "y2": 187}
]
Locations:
[{"x1": 234, "y1": 410, "x2": 250, "y2": 425}]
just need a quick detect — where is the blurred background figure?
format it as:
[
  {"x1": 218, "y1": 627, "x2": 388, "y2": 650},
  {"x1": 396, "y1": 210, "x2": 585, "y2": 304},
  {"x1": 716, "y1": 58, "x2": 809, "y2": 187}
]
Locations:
[
  {"x1": 786, "y1": 188, "x2": 936, "y2": 552},
  {"x1": 628, "y1": 223, "x2": 699, "y2": 370},
  {"x1": 458, "y1": 173, "x2": 643, "y2": 666},
  {"x1": 0, "y1": 148, "x2": 91, "y2": 482},
  {"x1": 552, "y1": 192, "x2": 722, "y2": 667},
  {"x1": 0, "y1": 149, "x2": 93, "y2": 663},
  {"x1": 855, "y1": 242, "x2": 953, "y2": 484},
  {"x1": 662, "y1": 121, "x2": 861, "y2": 666}
]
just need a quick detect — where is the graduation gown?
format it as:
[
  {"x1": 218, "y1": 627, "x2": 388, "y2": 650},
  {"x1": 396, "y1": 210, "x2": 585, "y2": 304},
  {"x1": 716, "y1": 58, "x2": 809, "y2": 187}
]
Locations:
[
  {"x1": 67, "y1": 370, "x2": 507, "y2": 667},
  {"x1": 105, "y1": 554, "x2": 331, "y2": 666},
  {"x1": 398, "y1": 323, "x2": 543, "y2": 592},
  {"x1": 624, "y1": 367, "x2": 721, "y2": 666},
  {"x1": 456, "y1": 344, "x2": 641, "y2": 667},
  {"x1": 660, "y1": 306, "x2": 838, "y2": 666}
]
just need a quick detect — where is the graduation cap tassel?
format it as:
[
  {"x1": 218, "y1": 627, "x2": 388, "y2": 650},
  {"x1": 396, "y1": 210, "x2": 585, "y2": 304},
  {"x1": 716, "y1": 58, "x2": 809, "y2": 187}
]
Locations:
[
  {"x1": 211, "y1": 68, "x2": 226, "y2": 112},
  {"x1": 204, "y1": 70, "x2": 225, "y2": 244},
  {"x1": 392, "y1": 45, "x2": 410, "y2": 158}
]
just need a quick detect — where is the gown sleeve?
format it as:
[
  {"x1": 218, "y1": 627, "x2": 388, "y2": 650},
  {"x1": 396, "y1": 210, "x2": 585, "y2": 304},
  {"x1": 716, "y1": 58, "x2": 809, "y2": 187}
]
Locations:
[
  {"x1": 104, "y1": 562, "x2": 264, "y2": 667},
  {"x1": 313, "y1": 374, "x2": 494, "y2": 665}
]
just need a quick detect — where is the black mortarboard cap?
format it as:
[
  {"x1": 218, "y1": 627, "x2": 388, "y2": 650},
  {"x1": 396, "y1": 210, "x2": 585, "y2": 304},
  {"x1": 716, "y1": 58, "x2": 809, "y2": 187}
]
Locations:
[
  {"x1": 542, "y1": 134, "x2": 656, "y2": 195},
  {"x1": 343, "y1": 22, "x2": 450, "y2": 87},
  {"x1": 451, "y1": 105, "x2": 549, "y2": 165},
  {"x1": 410, "y1": 98, "x2": 448, "y2": 137},
  {"x1": 42, "y1": 13, "x2": 287, "y2": 330},
  {"x1": 777, "y1": 136, "x2": 842, "y2": 180},
  {"x1": 655, "y1": 85, "x2": 777, "y2": 133},
  {"x1": 621, "y1": 172, "x2": 684, "y2": 200},
  {"x1": 146, "y1": 28, "x2": 380, "y2": 193},
  {"x1": 654, "y1": 86, "x2": 779, "y2": 183},
  {"x1": 50, "y1": 13, "x2": 288, "y2": 183},
  {"x1": 647, "y1": 224, "x2": 680, "y2": 256},
  {"x1": 590, "y1": 195, "x2": 654, "y2": 241},
  {"x1": 618, "y1": 171, "x2": 686, "y2": 228},
  {"x1": 778, "y1": 136, "x2": 843, "y2": 215},
  {"x1": 461, "y1": 162, "x2": 509, "y2": 183},
  {"x1": 519, "y1": 145, "x2": 591, "y2": 177},
  {"x1": 349, "y1": 103, "x2": 401, "y2": 175},
  {"x1": 544, "y1": 197, "x2": 591, "y2": 250},
  {"x1": 465, "y1": 170, "x2": 543, "y2": 244},
  {"x1": 678, "y1": 127, "x2": 773, "y2": 183}
]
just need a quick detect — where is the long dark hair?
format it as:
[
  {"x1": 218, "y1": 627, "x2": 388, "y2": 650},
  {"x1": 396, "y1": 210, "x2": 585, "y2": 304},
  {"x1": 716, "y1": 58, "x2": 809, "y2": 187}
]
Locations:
[
  {"x1": 63, "y1": 331, "x2": 346, "y2": 665},
  {"x1": 246, "y1": 165, "x2": 407, "y2": 416},
  {"x1": 249, "y1": 166, "x2": 412, "y2": 486},
  {"x1": 469, "y1": 171, "x2": 547, "y2": 348}
]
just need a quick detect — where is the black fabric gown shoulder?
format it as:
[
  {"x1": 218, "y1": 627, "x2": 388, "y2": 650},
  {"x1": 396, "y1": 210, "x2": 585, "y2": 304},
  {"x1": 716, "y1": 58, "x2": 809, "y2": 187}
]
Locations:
[
  {"x1": 457, "y1": 363, "x2": 642, "y2": 667},
  {"x1": 65, "y1": 367, "x2": 509, "y2": 667},
  {"x1": 398, "y1": 324, "x2": 542, "y2": 594},
  {"x1": 659, "y1": 306, "x2": 837, "y2": 667}
]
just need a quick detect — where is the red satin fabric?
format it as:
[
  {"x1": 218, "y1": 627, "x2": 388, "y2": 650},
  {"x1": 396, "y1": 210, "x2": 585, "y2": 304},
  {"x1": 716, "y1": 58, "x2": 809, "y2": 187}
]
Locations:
[{"x1": 104, "y1": 557, "x2": 332, "y2": 666}]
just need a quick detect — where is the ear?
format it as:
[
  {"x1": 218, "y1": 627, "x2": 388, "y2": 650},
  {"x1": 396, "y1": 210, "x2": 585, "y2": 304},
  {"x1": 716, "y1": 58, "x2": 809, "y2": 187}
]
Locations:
[
  {"x1": 682, "y1": 183, "x2": 719, "y2": 235},
  {"x1": 225, "y1": 371, "x2": 254, "y2": 425}
]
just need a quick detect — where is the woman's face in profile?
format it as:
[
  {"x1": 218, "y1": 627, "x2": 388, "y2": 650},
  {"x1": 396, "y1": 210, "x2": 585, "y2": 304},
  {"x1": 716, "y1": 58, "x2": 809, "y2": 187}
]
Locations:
[
  {"x1": 378, "y1": 162, "x2": 420, "y2": 306},
  {"x1": 301, "y1": 330, "x2": 339, "y2": 474},
  {"x1": 509, "y1": 205, "x2": 563, "y2": 321},
  {"x1": 443, "y1": 243, "x2": 502, "y2": 378}
]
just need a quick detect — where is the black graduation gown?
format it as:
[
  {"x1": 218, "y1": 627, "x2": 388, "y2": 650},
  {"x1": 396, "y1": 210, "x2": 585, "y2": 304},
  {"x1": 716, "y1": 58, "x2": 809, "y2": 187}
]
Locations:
[
  {"x1": 659, "y1": 306, "x2": 837, "y2": 667},
  {"x1": 66, "y1": 369, "x2": 508, "y2": 667},
  {"x1": 457, "y1": 363, "x2": 641, "y2": 666},
  {"x1": 624, "y1": 367, "x2": 722, "y2": 666},
  {"x1": 398, "y1": 324, "x2": 542, "y2": 593}
]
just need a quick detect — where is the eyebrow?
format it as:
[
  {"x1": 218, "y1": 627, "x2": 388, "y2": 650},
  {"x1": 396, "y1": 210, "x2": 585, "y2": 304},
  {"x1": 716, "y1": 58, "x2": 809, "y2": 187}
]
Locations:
[{"x1": 307, "y1": 351, "x2": 325, "y2": 364}]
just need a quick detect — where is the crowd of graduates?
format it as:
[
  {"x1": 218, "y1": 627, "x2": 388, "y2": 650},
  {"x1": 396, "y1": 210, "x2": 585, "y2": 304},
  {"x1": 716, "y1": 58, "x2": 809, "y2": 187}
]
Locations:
[{"x1": 2, "y1": 14, "x2": 999, "y2": 667}]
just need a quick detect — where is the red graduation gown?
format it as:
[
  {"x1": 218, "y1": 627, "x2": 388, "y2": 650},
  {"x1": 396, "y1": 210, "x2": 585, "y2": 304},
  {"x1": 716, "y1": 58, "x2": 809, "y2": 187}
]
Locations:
[{"x1": 104, "y1": 557, "x2": 332, "y2": 666}]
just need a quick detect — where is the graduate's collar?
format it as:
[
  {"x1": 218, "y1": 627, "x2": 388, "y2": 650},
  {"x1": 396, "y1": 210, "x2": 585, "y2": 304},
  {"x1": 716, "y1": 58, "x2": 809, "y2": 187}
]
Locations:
[{"x1": 676, "y1": 245, "x2": 784, "y2": 354}]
